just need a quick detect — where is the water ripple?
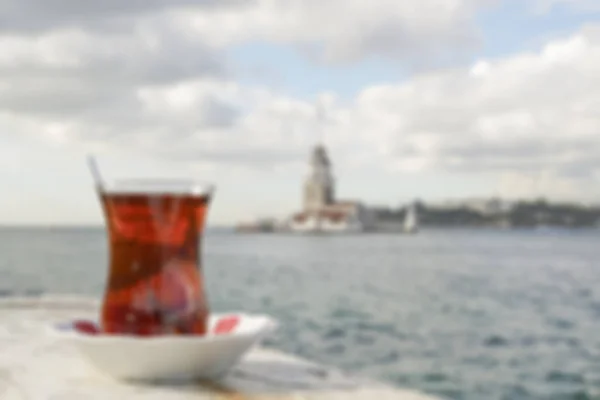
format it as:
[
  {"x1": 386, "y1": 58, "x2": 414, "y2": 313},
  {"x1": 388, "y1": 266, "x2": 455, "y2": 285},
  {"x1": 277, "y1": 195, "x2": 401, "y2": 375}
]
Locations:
[{"x1": 0, "y1": 228, "x2": 599, "y2": 400}]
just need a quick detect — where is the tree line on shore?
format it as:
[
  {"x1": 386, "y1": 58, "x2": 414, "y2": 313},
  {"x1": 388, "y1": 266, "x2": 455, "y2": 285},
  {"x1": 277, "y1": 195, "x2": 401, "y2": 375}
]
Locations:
[{"x1": 374, "y1": 199, "x2": 600, "y2": 228}]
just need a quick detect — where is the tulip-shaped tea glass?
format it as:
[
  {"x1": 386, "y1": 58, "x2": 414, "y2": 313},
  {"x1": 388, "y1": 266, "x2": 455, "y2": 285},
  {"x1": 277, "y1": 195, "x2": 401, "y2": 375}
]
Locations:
[{"x1": 96, "y1": 179, "x2": 214, "y2": 336}]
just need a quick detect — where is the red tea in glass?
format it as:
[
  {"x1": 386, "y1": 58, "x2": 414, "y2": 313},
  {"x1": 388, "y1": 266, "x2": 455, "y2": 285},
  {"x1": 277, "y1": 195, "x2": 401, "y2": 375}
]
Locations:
[{"x1": 97, "y1": 180, "x2": 214, "y2": 336}]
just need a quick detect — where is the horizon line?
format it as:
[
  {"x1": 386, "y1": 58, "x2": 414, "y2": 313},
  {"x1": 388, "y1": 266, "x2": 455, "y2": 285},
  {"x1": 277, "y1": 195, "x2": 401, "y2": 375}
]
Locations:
[{"x1": 0, "y1": 224, "x2": 236, "y2": 229}]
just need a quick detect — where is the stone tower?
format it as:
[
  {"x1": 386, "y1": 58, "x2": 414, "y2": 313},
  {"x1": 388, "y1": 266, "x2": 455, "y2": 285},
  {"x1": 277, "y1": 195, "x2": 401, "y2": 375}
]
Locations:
[{"x1": 303, "y1": 144, "x2": 335, "y2": 211}]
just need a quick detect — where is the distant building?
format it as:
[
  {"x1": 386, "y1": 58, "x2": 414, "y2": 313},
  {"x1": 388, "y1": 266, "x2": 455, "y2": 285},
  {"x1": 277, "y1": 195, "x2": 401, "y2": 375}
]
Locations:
[
  {"x1": 235, "y1": 145, "x2": 600, "y2": 231},
  {"x1": 428, "y1": 197, "x2": 514, "y2": 216},
  {"x1": 287, "y1": 144, "x2": 375, "y2": 233},
  {"x1": 235, "y1": 218, "x2": 277, "y2": 233}
]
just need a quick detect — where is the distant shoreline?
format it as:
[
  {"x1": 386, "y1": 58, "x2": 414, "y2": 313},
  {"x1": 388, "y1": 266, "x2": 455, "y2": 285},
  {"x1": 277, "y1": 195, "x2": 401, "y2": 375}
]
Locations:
[
  {"x1": 0, "y1": 224, "x2": 596, "y2": 230},
  {"x1": 237, "y1": 198, "x2": 600, "y2": 233},
  {"x1": 231, "y1": 226, "x2": 600, "y2": 234}
]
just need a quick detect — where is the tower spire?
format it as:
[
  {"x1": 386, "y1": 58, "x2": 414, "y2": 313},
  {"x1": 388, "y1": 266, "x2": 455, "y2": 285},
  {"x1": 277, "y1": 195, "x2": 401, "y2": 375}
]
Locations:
[
  {"x1": 303, "y1": 131, "x2": 335, "y2": 210},
  {"x1": 315, "y1": 100, "x2": 327, "y2": 147}
]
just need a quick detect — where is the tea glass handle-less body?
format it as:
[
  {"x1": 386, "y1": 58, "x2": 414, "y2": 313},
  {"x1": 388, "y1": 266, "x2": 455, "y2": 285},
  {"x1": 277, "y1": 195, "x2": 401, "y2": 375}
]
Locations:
[{"x1": 97, "y1": 180, "x2": 214, "y2": 336}]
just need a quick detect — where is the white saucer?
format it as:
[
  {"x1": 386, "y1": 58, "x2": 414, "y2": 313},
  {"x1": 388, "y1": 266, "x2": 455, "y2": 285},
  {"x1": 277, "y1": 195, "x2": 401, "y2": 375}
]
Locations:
[{"x1": 50, "y1": 313, "x2": 277, "y2": 382}]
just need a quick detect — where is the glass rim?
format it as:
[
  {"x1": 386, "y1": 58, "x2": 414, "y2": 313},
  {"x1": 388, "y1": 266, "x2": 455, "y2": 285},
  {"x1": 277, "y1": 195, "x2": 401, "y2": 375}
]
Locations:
[{"x1": 98, "y1": 179, "x2": 215, "y2": 196}]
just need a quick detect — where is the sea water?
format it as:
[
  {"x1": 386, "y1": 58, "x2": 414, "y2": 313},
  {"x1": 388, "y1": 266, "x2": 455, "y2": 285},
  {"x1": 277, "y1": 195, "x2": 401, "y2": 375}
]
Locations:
[{"x1": 0, "y1": 227, "x2": 598, "y2": 400}]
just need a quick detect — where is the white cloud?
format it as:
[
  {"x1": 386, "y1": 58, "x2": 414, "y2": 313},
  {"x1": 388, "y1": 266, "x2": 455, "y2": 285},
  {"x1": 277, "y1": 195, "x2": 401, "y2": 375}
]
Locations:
[
  {"x1": 350, "y1": 27, "x2": 600, "y2": 198},
  {"x1": 0, "y1": 0, "x2": 599, "y2": 214},
  {"x1": 533, "y1": 0, "x2": 600, "y2": 13},
  {"x1": 167, "y1": 25, "x2": 600, "y2": 200},
  {"x1": 0, "y1": 0, "x2": 495, "y2": 152},
  {"x1": 0, "y1": 0, "x2": 495, "y2": 65},
  {"x1": 174, "y1": 0, "x2": 494, "y2": 64},
  {"x1": 0, "y1": 0, "x2": 241, "y2": 34},
  {"x1": 3, "y1": 25, "x2": 600, "y2": 187},
  {"x1": 496, "y1": 170, "x2": 598, "y2": 201}
]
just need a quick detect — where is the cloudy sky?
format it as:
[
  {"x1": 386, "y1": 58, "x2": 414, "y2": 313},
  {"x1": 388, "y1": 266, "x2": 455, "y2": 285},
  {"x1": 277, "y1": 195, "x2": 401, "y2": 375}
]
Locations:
[{"x1": 0, "y1": 0, "x2": 599, "y2": 226}]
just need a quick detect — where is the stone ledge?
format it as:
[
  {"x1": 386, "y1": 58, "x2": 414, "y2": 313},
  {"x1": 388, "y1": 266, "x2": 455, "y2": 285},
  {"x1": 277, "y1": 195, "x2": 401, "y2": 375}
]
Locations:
[{"x1": 0, "y1": 296, "x2": 441, "y2": 400}]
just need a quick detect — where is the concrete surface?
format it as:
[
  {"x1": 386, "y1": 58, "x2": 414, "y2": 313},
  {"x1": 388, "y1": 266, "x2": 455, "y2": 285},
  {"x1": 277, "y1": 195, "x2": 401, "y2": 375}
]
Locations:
[{"x1": 0, "y1": 296, "x2": 442, "y2": 400}]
